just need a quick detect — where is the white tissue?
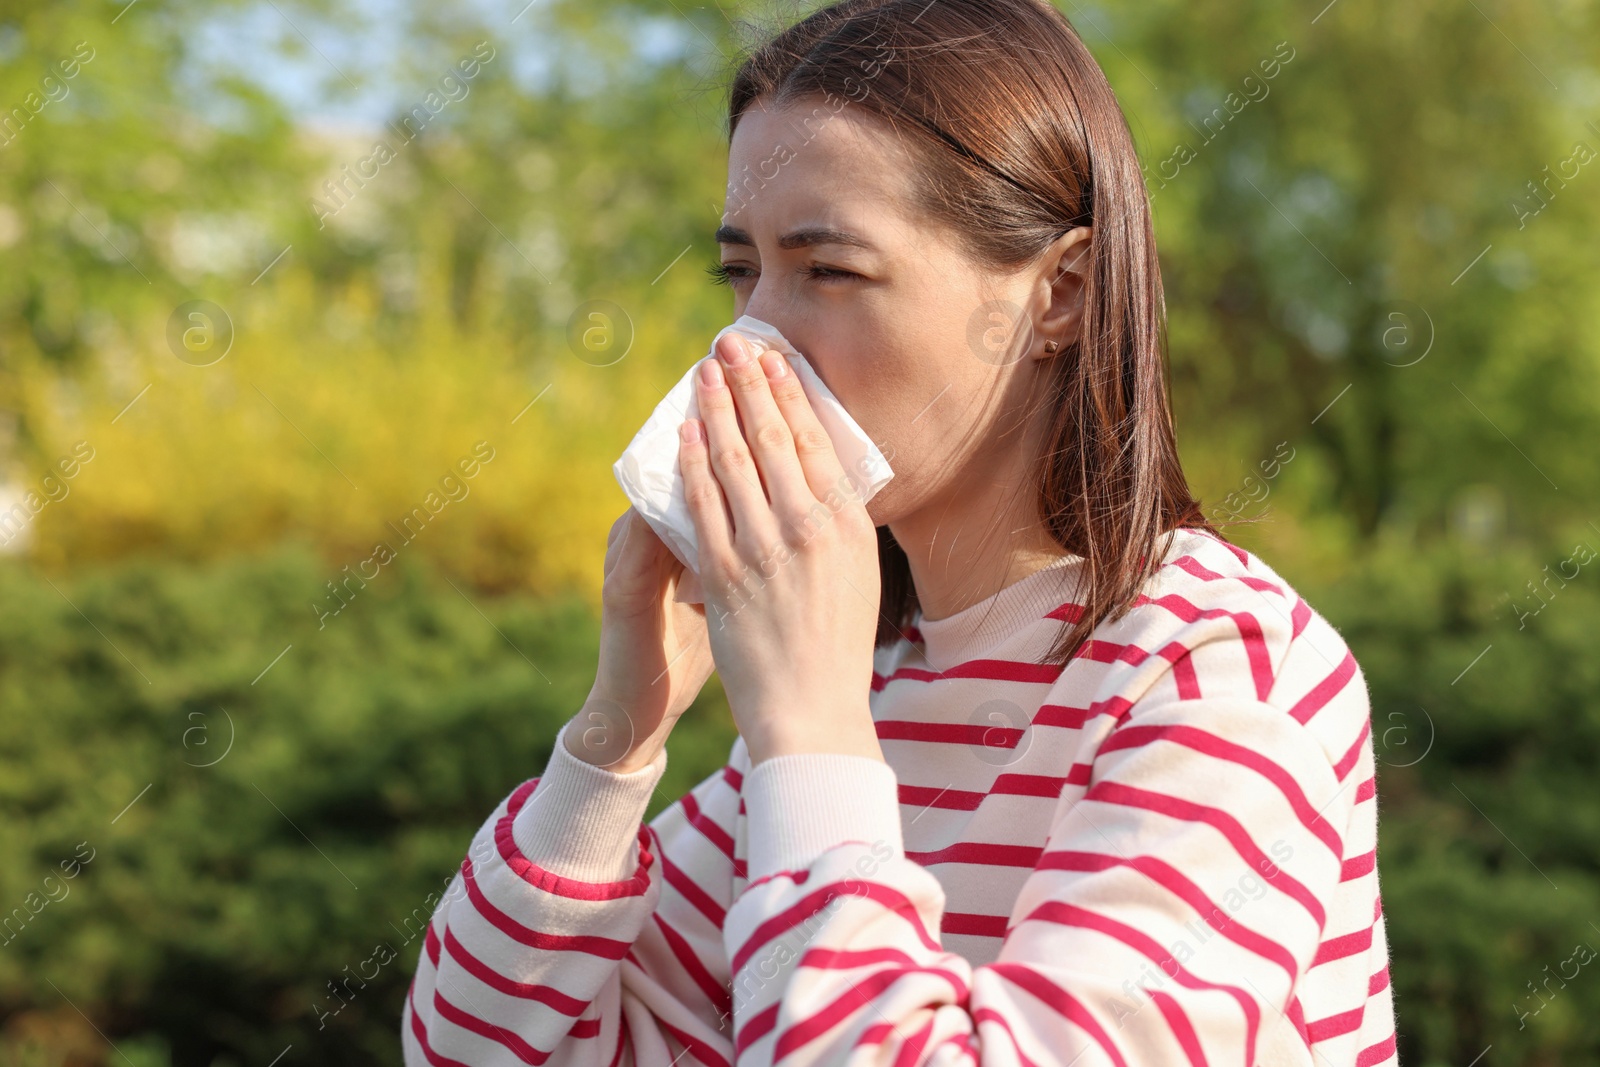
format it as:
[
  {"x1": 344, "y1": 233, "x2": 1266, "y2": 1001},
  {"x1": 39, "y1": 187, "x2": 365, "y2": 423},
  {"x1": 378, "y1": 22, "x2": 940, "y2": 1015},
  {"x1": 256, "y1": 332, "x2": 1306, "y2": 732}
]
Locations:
[{"x1": 611, "y1": 314, "x2": 894, "y2": 605}]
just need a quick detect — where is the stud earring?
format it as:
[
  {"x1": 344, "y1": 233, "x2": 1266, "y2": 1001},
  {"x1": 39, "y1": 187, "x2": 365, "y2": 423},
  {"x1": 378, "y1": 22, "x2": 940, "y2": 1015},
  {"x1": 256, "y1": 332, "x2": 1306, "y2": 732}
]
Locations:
[{"x1": 1044, "y1": 339, "x2": 1059, "y2": 354}]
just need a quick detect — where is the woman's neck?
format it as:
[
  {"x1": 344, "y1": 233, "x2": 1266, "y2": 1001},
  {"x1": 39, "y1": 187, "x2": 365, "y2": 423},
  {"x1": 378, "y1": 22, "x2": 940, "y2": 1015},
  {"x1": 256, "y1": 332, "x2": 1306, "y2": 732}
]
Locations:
[{"x1": 888, "y1": 445, "x2": 1074, "y2": 623}]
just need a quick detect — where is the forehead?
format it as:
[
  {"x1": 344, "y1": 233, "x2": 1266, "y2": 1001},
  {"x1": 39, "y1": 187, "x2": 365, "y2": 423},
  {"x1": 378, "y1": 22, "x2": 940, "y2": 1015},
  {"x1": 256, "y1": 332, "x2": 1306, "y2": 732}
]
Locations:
[{"x1": 724, "y1": 95, "x2": 921, "y2": 235}]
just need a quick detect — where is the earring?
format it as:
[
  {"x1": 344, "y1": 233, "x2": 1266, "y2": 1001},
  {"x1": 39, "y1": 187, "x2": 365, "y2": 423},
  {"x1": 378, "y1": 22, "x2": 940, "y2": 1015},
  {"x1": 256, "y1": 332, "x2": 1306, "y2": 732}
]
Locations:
[{"x1": 1044, "y1": 339, "x2": 1059, "y2": 354}]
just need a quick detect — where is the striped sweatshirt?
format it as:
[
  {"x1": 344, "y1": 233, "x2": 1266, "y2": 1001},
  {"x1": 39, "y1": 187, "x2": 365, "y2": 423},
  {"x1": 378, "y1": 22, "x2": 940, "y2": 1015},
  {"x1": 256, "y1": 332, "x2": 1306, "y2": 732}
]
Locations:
[{"x1": 402, "y1": 526, "x2": 1398, "y2": 1067}]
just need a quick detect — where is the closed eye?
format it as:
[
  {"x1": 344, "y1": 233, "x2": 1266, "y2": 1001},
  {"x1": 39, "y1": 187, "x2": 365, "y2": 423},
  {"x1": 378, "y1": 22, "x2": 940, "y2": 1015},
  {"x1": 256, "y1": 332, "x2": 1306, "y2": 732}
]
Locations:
[
  {"x1": 801, "y1": 264, "x2": 859, "y2": 281},
  {"x1": 707, "y1": 262, "x2": 860, "y2": 287},
  {"x1": 706, "y1": 262, "x2": 751, "y2": 286}
]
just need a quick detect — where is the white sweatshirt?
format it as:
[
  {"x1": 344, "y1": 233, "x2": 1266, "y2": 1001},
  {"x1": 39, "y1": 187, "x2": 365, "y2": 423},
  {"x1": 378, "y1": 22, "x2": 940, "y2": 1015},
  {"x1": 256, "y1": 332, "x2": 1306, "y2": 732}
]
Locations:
[{"x1": 402, "y1": 526, "x2": 1398, "y2": 1067}]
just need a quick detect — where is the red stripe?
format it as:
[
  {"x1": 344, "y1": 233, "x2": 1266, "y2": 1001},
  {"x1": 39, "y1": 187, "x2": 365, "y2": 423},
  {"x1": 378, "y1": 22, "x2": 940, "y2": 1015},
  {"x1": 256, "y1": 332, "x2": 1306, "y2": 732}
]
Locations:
[
  {"x1": 735, "y1": 1001, "x2": 780, "y2": 1060},
  {"x1": 896, "y1": 771, "x2": 1089, "y2": 810},
  {"x1": 432, "y1": 988, "x2": 549, "y2": 1064},
  {"x1": 507, "y1": 776, "x2": 540, "y2": 811},
  {"x1": 1045, "y1": 600, "x2": 1084, "y2": 624},
  {"x1": 568, "y1": 1017, "x2": 600, "y2": 1038},
  {"x1": 653, "y1": 830, "x2": 727, "y2": 928},
  {"x1": 1172, "y1": 650, "x2": 1202, "y2": 699},
  {"x1": 1289, "y1": 650, "x2": 1358, "y2": 725},
  {"x1": 972, "y1": 1005, "x2": 1044, "y2": 1067},
  {"x1": 1290, "y1": 597, "x2": 1313, "y2": 638},
  {"x1": 1017, "y1": 898, "x2": 1260, "y2": 1065},
  {"x1": 1035, "y1": 703, "x2": 1095, "y2": 730},
  {"x1": 649, "y1": 911, "x2": 733, "y2": 1023},
  {"x1": 494, "y1": 790, "x2": 654, "y2": 901},
  {"x1": 1369, "y1": 963, "x2": 1391, "y2": 995},
  {"x1": 1357, "y1": 1032, "x2": 1398, "y2": 1067},
  {"x1": 1036, "y1": 850, "x2": 1300, "y2": 980},
  {"x1": 407, "y1": 984, "x2": 474, "y2": 1067},
  {"x1": 442, "y1": 926, "x2": 586, "y2": 1014},
  {"x1": 658, "y1": 1016, "x2": 733, "y2": 1067},
  {"x1": 460, "y1": 857, "x2": 631, "y2": 958},
  {"x1": 906, "y1": 841, "x2": 1043, "y2": 869},
  {"x1": 988, "y1": 962, "x2": 1130, "y2": 1067},
  {"x1": 900, "y1": 770, "x2": 1086, "y2": 806},
  {"x1": 1305, "y1": 1004, "x2": 1365, "y2": 1043},
  {"x1": 1140, "y1": 593, "x2": 1276, "y2": 700},
  {"x1": 942, "y1": 911, "x2": 1010, "y2": 938},
  {"x1": 1075, "y1": 638, "x2": 1175, "y2": 668},
  {"x1": 1149, "y1": 988, "x2": 1209, "y2": 1066},
  {"x1": 772, "y1": 961, "x2": 967, "y2": 1062},
  {"x1": 747, "y1": 949, "x2": 970, "y2": 1060},
  {"x1": 426, "y1": 922, "x2": 442, "y2": 966},
  {"x1": 853, "y1": 1020, "x2": 900, "y2": 1050},
  {"x1": 1312, "y1": 920, "x2": 1375, "y2": 967},
  {"x1": 873, "y1": 658, "x2": 1065, "y2": 689},
  {"x1": 1355, "y1": 774, "x2": 1376, "y2": 804},
  {"x1": 1097, "y1": 723, "x2": 1344, "y2": 858},
  {"x1": 1287, "y1": 995, "x2": 1311, "y2": 1047},
  {"x1": 1333, "y1": 718, "x2": 1372, "y2": 781},
  {"x1": 900, "y1": 782, "x2": 983, "y2": 810},
  {"x1": 798, "y1": 943, "x2": 932, "y2": 972},
  {"x1": 893, "y1": 1015, "x2": 937, "y2": 1067},
  {"x1": 1341, "y1": 849, "x2": 1376, "y2": 881},
  {"x1": 731, "y1": 879, "x2": 939, "y2": 976},
  {"x1": 1034, "y1": 697, "x2": 1135, "y2": 730},
  {"x1": 1083, "y1": 781, "x2": 1326, "y2": 927},
  {"x1": 1170, "y1": 553, "x2": 1285, "y2": 597},
  {"x1": 681, "y1": 793, "x2": 737, "y2": 861}
]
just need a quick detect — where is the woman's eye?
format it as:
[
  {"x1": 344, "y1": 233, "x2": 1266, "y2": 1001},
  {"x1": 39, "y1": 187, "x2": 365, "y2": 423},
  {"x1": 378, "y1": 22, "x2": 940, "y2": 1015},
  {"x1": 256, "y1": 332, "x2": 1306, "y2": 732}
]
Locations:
[
  {"x1": 706, "y1": 262, "x2": 858, "y2": 287},
  {"x1": 801, "y1": 264, "x2": 858, "y2": 281},
  {"x1": 707, "y1": 263, "x2": 754, "y2": 287}
]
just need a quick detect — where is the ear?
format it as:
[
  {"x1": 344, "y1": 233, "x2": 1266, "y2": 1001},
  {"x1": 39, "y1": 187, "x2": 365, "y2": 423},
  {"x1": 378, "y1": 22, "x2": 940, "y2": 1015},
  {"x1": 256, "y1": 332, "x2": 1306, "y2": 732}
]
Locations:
[{"x1": 1031, "y1": 226, "x2": 1093, "y2": 361}]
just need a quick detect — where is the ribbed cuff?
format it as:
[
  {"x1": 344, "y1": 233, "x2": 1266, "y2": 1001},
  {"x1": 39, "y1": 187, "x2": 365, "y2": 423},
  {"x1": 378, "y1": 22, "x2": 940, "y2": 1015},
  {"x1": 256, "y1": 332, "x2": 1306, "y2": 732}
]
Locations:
[
  {"x1": 742, "y1": 754, "x2": 904, "y2": 883},
  {"x1": 511, "y1": 717, "x2": 670, "y2": 883}
]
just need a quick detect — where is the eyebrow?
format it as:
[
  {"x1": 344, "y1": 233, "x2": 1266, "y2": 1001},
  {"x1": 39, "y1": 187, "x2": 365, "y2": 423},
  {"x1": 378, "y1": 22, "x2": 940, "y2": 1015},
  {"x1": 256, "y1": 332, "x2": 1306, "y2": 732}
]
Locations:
[{"x1": 715, "y1": 224, "x2": 878, "y2": 252}]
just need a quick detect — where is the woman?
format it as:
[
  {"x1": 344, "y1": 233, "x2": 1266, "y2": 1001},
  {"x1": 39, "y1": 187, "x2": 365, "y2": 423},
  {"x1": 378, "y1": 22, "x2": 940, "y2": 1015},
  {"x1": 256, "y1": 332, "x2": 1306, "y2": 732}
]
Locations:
[{"x1": 402, "y1": 0, "x2": 1397, "y2": 1063}]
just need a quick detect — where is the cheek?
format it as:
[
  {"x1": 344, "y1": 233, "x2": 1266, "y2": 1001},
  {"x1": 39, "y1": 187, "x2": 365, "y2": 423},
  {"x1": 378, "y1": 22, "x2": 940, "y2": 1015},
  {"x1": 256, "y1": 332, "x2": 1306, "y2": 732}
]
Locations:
[{"x1": 840, "y1": 351, "x2": 983, "y2": 520}]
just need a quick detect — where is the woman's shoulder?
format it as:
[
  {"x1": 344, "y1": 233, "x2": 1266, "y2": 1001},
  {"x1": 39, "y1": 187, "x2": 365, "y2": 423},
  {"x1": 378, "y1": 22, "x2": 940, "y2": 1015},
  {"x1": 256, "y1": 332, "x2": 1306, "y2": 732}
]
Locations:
[{"x1": 1090, "y1": 526, "x2": 1371, "y2": 765}]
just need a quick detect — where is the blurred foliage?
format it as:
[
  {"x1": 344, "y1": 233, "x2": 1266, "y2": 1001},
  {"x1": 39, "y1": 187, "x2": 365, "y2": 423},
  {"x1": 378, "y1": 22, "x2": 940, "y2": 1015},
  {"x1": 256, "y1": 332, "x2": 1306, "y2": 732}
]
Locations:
[
  {"x1": 0, "y1": 548, "x2": 737, "y2": 1065},
  {"x1": 0, "y1": 0, "x2": 1598, "y2": 1062}
]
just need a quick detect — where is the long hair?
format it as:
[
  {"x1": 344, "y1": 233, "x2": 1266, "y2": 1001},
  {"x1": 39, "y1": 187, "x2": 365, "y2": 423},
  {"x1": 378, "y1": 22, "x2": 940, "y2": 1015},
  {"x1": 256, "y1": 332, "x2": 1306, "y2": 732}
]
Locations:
[{"x1": 725, "y1": 0, "x2": 1224, "y2": 667}]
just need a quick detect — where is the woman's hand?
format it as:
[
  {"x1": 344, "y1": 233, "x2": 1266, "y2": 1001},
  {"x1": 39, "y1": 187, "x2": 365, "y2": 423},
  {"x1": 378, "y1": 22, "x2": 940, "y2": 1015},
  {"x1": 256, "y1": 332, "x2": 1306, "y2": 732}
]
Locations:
[
  {"x1": 677, "y1": 333, "x2": 885, "y2": 767},
  {"x1": 571, "y1": 507, "x2": 717, "y2": 773}
]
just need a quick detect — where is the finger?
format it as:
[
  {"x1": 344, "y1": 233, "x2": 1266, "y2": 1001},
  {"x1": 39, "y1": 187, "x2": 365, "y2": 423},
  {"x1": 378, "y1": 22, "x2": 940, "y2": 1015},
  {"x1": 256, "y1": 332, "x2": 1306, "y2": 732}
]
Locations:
[
  {"x1": 714, "y1": 335, "x2": 815, "y2": 516},
  {"x1": 694, "y1": 352, "x2": 779, "y2": 546},
  {"x1": 603, "y1": 508, "x2": 634, "y2": 575},
  {"x1": 759, "y1": 347, "x2": 855, "y2": 507},
  {"x1": 677, "y1": 416, "x2": 735, "y2": 568}
]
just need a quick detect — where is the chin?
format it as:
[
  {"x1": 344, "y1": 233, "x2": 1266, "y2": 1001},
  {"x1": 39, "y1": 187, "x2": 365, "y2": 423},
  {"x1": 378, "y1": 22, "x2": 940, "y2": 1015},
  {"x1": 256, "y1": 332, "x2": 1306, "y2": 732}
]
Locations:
[{"x1": 864, "y1": 486, "x2": 902, "y2": 528}]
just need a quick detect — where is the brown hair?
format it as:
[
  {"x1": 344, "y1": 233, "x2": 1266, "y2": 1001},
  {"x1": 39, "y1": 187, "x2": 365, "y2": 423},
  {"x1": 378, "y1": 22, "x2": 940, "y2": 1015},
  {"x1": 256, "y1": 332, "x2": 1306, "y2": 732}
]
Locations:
[{"x1": 726, "y1": 0, "x2": 1224, "y2": 667}]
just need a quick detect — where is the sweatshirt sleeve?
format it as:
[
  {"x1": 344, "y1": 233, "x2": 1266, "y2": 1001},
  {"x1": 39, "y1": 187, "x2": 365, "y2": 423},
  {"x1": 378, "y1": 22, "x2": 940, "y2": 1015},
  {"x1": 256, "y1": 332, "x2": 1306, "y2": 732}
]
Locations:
[
  {"x1": 722, "y1": 646, "x2": 1360, "y2": 1065},
  {"x1": 402, "y1": 716, "x2": 743, "y2": 1067}
]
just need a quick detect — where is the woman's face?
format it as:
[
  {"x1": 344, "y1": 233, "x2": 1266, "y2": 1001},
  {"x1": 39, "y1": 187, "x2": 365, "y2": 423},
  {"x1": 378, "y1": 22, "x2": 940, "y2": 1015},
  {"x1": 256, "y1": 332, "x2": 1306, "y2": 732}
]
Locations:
[{"x1": 718, "y1": 93, "x2": 1069, "y2": 528}]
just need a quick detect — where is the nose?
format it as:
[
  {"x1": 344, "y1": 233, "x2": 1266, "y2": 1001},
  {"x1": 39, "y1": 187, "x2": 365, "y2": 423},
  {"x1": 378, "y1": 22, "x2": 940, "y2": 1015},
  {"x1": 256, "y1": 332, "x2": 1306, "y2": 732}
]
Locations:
[{"x1": 738, "y1": 286, "x2": 802, "y2": 351}]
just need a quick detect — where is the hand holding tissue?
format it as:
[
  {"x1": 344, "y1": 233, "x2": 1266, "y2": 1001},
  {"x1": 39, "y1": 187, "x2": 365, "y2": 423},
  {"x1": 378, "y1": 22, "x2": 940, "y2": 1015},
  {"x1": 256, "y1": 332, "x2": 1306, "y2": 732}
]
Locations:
[{"x1": 611, "y1": 315, "x2": 894, "y2": 605}]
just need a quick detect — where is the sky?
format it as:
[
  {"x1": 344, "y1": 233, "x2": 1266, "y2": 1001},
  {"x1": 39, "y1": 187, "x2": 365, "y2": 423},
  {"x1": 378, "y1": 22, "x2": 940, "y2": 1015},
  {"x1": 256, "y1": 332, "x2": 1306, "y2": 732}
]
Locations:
[{"x1": 186, "y1": 0, "x2": 701, "y2": 134}]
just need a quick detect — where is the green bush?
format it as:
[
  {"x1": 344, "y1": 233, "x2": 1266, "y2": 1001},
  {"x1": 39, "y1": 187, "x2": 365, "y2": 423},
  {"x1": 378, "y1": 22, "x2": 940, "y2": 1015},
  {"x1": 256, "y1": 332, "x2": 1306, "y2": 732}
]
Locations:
[
  {"x1": 1313, "y1": 536, "x2": 1600, "y2": 1065},
  {"x1": 0, "y1": 547, "x2": 736, "y2": 1065}
]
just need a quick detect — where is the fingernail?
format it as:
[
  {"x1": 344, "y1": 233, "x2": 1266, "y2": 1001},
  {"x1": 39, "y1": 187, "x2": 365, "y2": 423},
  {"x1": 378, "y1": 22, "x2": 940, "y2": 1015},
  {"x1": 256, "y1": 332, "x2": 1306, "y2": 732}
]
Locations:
[
  {"x1": 759, "y1": 350, "x2": 787, "y2": 378},
  {"x1": 700, "y1": 358, "x2": 723, "y2": 388},
  {"x1": 723, "y1": 335, "x2": 751, "y2": 365},
  {"x1": 680, "y1": 419, "x2": 701, "y2": 443}
]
